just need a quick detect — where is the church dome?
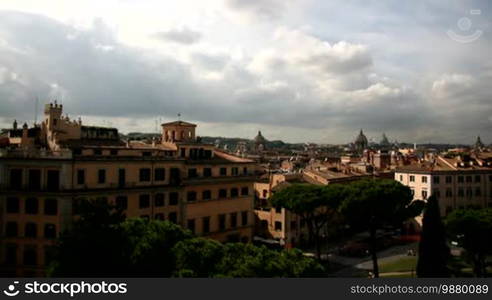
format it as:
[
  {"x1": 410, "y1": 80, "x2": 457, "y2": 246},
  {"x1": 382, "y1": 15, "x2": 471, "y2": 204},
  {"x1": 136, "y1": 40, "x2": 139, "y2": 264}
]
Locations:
[
  {"x1": 355, "y1": 129, "x2": 368, "y2": 145},
  {"x1": 474, "y1": 136, "x2": 484, "y2": 150},
  {"x1": 254, "y1": 130, "x2": 267, "y2": 144},
  {"x1": 380, "y1": 133, "x2": 390, "y2": 147}
]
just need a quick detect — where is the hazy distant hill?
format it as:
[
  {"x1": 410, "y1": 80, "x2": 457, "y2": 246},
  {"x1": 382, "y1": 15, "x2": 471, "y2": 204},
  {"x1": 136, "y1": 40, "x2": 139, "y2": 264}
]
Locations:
[
  {"x1": 117, "y1": 132, "x2": 469, "y2": 152},
  {"x1": 119, "y1": 133, "x2": 304, "y2": 151}
]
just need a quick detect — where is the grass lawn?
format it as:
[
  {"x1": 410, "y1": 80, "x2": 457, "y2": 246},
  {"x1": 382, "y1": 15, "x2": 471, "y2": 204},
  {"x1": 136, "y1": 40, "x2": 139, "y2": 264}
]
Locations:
[
  {"x1": 380, "y1": 272, "x2": 414, "y2": 278},
  {"x1": 379, "y1": 256, "x2": 417, "y2": 273},
  {"x1": 377, "y1": 255, "x2": 491, "y2": 277}
]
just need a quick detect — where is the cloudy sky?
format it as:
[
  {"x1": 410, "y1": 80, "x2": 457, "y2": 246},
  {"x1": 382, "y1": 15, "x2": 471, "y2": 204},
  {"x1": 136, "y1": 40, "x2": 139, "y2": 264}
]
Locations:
[{"x1": 0, "y1": 0, "x2": 491, "y2": 144}]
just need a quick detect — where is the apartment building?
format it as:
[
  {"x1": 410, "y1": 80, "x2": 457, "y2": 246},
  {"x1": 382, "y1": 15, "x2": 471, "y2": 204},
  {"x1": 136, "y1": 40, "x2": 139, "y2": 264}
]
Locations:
[
  {"x1": 395, "y1": 154, "x2": 492, "y2": 216},
  {"x1": 254, "y1": 173, "x2": 306, "y2": 249},
  {"x1": 0, "y1": 102, "x2": 256, "y2": 276}
]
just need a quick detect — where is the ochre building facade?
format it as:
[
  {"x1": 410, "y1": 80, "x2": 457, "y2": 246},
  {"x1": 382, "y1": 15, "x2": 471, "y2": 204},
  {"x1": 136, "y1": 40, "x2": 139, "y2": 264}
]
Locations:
[{"x1": 0, "y1": 102, "x2": 256, "y2": 276}]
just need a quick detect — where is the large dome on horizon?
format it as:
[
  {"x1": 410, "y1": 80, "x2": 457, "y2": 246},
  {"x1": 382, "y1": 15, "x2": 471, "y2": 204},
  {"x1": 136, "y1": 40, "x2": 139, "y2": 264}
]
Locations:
[
  {"x1": 355, "y1": 129, "x2": 368, "y2": 145},
  {"x1": 254, "y1": 130, "x2": 267, "y2": 144}
]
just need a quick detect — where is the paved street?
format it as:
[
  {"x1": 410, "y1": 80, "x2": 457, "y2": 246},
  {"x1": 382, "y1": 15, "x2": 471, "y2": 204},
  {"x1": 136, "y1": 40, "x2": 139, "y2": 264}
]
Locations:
[{"x1": 327, "y1": 242, "x2": 418, "y2": 277}]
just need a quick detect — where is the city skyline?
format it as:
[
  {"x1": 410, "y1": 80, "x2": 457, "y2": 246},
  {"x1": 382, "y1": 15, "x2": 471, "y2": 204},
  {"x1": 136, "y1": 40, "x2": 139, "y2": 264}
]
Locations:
[
  {"x1": 4, "y1": 110, "x2": 486, "y2": 147},
  {"x1": 1, "y1": 0, "x2": 491, "y2": 144}
]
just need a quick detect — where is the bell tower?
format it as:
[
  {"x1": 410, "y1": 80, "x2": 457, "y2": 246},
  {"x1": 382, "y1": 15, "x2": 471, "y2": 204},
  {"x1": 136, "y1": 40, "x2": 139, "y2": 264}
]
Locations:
[
  {"x1": 44, "y1": 101, "x2": 63, "y2": 131},
  {"x1": 161, "y1": 121, "x2": 197, "y2": 144}
]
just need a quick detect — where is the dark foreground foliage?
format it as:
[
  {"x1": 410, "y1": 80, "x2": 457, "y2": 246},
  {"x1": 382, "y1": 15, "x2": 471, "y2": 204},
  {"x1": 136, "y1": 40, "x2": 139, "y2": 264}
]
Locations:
[{"x1": 48, "y1": 200, "x2": 323, "y2": 277}]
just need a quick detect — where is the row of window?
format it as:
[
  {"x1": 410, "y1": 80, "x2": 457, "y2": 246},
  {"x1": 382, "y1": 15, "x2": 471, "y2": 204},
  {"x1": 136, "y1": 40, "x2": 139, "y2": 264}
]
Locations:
[
  {"x1": 187, "y1": 211, "x2": 249, "y2": 234},
  {"x1": 5, "y1": 222, "x2": 57, "y2": 239},
  {"x1": 186, "y1": 187, "x2": 249, "y2": 202},
  {"x1": 73, "y1": 188, "x2": 248, "y2": 213},
  {"x1": 71, "y1": 197, "x2": 180, "y2": 220},
  {"x1": 6, "y1": 197, "x2": 57, "y2": 215},
  {"x1": 73, "y1": 148, "x2": 168, "y2": 157},
  {"x1": 77, "y1": 167, "x2": 168, "y2": 185},
  {"x1": 9, "y1": 165, "x2": 251, "y2": 189},
  {"x1": 433, "y1": 187, "x2": 487, "y2": 198},
  {"x1": 8, "y1": 169, "x2": 60, "y2": 191},
  {"x1": 187, "y1": 166, "x2": 249, "y2": 178},
  {"x1": 414, "y1": 186, "x2": 489, "y2": 199},
  {"x1": 135, "y1": 193, "x2": 179, "y2": 209},
  {"x1": 180, "y1": 148, "x2": 213, "y2": 160},
  {"x1": 406, "y1": 174, "x2": 492, "y2": 184},
  {"x1": 77, "y1": 166, "x2": 250, "y2": 185},
  {"x1": 4, "y1": 244, "x2": 54, "y2": 267}
]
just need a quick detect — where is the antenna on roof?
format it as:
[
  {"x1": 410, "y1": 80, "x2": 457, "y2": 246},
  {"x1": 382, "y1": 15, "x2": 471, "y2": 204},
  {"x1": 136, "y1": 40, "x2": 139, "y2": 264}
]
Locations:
[{"x1": 34, "y1": 96, "x2": 39, "y2": 125}]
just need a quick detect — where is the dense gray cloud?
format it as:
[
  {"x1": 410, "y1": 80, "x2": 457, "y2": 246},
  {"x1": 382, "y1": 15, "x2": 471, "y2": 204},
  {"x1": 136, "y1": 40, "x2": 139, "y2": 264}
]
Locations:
[
  {"x1": 0, "y1": 11, "x2": 396, "y2": 129},
  {"x1": 191, "y1": 53, "x2": 230, "y2": 71},
  {"x1": 0, "y1": 3, "x2": 491, "y2": 144},
  {"x1": 152, "y1": 27, "x2": 202, "y2": 45}
]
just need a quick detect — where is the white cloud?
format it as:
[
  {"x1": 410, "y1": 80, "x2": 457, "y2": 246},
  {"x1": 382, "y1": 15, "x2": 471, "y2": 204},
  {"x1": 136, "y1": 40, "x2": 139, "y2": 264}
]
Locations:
[
  {"x1": 0, "y1": 1, "x2": 491, "y2": 144},
  {"x1": 224, "y1": 0, "x2": 288, "y2": 22},
  {"x1": 431, "y1": 73, "x2": 474, "y2": 99}
]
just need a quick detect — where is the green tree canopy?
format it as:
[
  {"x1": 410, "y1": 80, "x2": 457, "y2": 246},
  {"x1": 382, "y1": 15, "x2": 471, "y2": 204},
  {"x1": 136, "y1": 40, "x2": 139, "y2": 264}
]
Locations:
[
  {"x1": 173, "y1": 238, "x2": 224, "y2": 277},
  {"x1": 48, "y1": 199, "x2": 324, "y2": 277},
  {"x1": 270, "y1": 184, "x2": 344, "y2": 259},
  {"x1": 338, "y1": 179, "x2": 423, "y2": 277},
  {"x1": 174, "y1": 239, "x2": 324, "y2": 277},
  {"x1": 270, "y1": 184, "x2": 324, "y2": 215},
  {"x1": 47, "y1": 200, "x2": 126, "y2": 277},
  {"x1": 446, "y1": 208, "x2": 492, "y2": 277},
  {"x1": 48, "y1": 200, "x2": 191, "y2": 277},
  {"x1": 338, "y1": 179, "x2": 418, "y2": 228},
  {"x1": 117, "y1": 218, "x2": 192, "y2": 277}
]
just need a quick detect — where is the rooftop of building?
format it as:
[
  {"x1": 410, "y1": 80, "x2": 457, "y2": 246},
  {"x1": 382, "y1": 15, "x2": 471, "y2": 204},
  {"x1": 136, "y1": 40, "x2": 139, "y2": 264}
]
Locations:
[
  {"x1": 214, "y1": 150, "x2": 254, "y2": 163},
  {"x1": 395, "y1": 154, "x2": 492, "y2": 173},
  {"x1": 58, "y1": 139, "x2": 127, "y2": 148},
  {"x1": 161, "y1": 120, "x2": 197, "y2": 127},
  {"x1": 305, "y1": 168, "x2": 360, "y2": 179}
]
